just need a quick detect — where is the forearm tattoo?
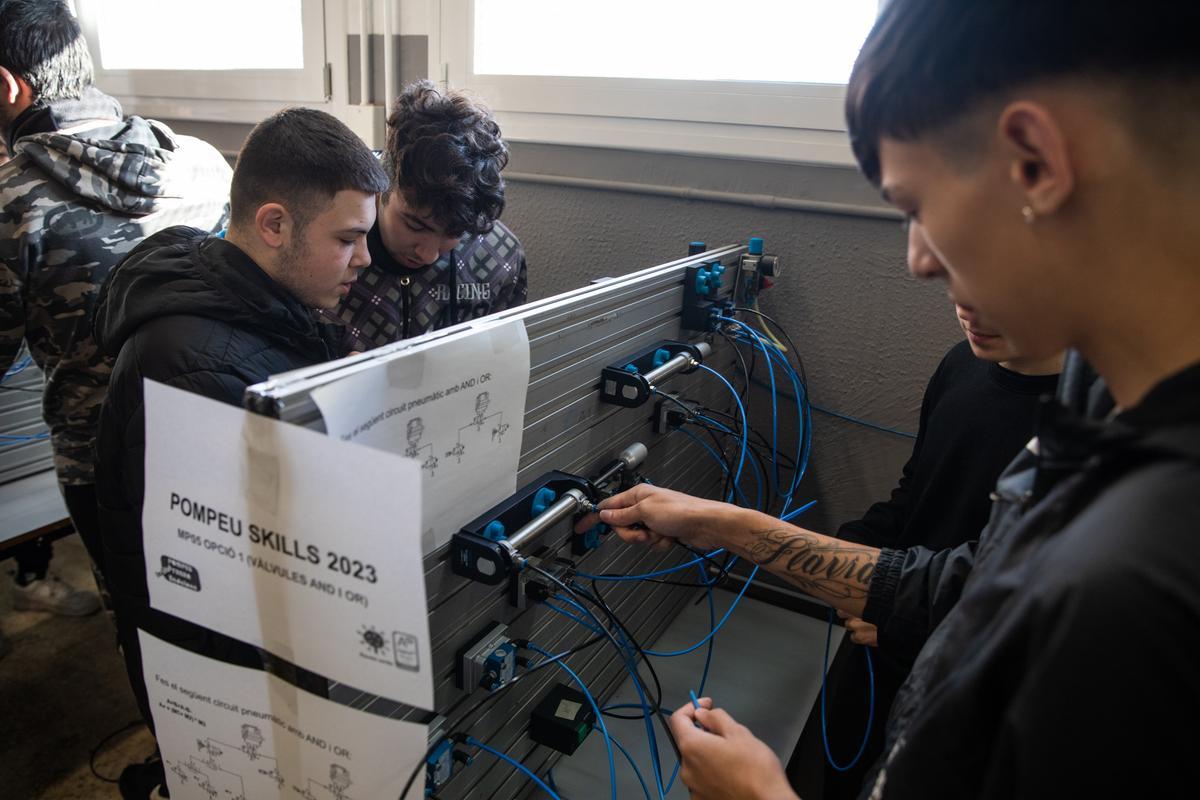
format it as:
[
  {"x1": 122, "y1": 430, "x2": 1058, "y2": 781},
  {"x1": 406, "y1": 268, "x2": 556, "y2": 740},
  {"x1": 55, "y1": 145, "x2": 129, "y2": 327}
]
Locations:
[{"x1": 745, "y1": 528, "x2": 875, "y2": 600}]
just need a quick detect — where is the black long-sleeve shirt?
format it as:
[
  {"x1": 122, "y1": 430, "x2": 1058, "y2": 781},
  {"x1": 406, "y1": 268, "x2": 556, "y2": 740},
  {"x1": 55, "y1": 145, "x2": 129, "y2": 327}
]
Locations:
[
  {"x1": 817, "y1": 342, "x2": 1057, "y2": 799},
  {"x1": 838, "y1": 340, "x2": 1058, "y2": 552}
]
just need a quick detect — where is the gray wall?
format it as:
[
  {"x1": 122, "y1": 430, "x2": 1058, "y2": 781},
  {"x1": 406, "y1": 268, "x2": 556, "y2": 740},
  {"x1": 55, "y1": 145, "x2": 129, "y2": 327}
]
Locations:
[{"x1": 503, "y1": 143, "x2": 963, "y2": 532}]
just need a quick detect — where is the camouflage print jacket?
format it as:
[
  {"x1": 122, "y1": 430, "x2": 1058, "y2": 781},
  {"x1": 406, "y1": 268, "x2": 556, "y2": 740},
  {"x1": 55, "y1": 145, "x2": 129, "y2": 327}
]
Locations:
[
  {"x1": 323, "y1": 219, "x2": 527, "y2": 354},
  {"x1": 0, "y1": 88, "x2": 231, "y2": 484}
]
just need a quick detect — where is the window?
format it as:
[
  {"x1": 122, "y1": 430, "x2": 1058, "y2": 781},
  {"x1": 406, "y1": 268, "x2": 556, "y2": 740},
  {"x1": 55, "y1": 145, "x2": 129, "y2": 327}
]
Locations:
[
  {"x1": 439, "y1": 0, "x2": 880, "y2": 164},
  {"x1": 74, "y1": 0, "x2": 328, "y2": 106},
  {"x1": 94, "y1": 0, "x2": 305, "y2": 71},
  {"x1": 472, "y1": 0, "x2": 875, "y2": 85}
]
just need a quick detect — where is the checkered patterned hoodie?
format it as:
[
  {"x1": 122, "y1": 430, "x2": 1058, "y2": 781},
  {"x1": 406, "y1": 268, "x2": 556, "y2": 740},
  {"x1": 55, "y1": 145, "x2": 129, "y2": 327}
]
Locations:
[{"x1": 324, "y1": 219, "x2": 527, "y2": 354}]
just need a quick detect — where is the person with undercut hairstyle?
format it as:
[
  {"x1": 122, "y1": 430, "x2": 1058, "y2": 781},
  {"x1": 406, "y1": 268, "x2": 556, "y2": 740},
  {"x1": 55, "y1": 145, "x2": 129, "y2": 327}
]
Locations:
[
  {"x1": 327, "y1": 80, "x2": 527, "y2": 351},
  {"x1": 576, "y1": 2, "x2": 1200, "y2": 797}
]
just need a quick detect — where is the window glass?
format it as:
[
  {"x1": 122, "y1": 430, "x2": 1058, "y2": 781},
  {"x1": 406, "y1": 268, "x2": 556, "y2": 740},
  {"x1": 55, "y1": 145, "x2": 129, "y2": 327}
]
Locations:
[
  {"x1": 96, "y1": 0, "x2": 304, "y2": 71},
  {"x1": 473, "y1": 0, "x2": 877, "y2": 85}
]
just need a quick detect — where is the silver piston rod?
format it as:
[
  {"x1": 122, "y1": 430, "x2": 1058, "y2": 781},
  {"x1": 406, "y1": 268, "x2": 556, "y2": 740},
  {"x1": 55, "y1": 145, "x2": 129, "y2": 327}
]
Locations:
[
  {"x1": 506, "y1": 489, "x2": 590, "y2": 553},
  {"x1": 503, "y1": 441, "x2": 649, "y2": 561},
  {"x1": 642, "y1": 341, "x2": 712, "y2": 388},
  {"x1": 593, "y1": 442, "x2": 649, "y2": 489}
]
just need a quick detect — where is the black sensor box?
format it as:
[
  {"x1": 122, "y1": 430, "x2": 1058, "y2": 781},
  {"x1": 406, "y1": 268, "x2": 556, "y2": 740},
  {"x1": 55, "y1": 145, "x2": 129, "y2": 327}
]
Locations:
[{"x1": 529, "y1": 683, "x2": 595, "y2": 755}]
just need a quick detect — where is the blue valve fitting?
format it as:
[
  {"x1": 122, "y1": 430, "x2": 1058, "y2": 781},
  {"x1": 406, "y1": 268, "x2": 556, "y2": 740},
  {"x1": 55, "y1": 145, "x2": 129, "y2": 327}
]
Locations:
[
  {"x1": 708, "y1": 263, "x2": 724, "y2": 291},
  {"x1": 748, "y1": 236, "x2": 764, "y2": 255},
  {"x1": 482, "y1": 520, "x2": 506, "y2": 541},
  {"x1": 582, "y1": 524, "x2": 607, "y2": 550},
  {"x1": 532, "y1": 487, "x2": 557, "y2": 516}
]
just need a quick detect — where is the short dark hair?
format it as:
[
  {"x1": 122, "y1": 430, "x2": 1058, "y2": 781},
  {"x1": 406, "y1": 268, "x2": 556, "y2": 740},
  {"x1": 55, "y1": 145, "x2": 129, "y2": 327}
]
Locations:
[
  {"x1": 383, "y1": 80, "x2": 508, "y2": 237},
  {"x1": 230, "y1": 107, "x2": 390, "y2": 231},
  {"x1": 0, "y1": 0, "x2": 93, "y2": 101},
  {"x1": 846, "y1": 0, "x2": 1200, "y2": 185}
]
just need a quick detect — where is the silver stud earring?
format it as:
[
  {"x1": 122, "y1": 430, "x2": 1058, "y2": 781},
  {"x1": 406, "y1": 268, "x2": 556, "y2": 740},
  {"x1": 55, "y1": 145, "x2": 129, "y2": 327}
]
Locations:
[{"x1": 1022, "y1": 205, "x2": 1036, "y2": 224}]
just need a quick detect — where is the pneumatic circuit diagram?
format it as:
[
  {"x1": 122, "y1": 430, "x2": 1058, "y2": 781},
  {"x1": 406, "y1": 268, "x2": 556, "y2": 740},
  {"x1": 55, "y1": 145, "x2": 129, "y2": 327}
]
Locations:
[
  {"x1": 163, "y1": 726, "x2": 355, "y2": 800},
  {"x1": 143, "y1": 631, "x2": 429, "y2": 800},
  {"x1": 403, "y1": 391, "x2": 512, "y2": 476},
  {"x1": 308, "y1": 319, "x2": 530, "y2": 554}
]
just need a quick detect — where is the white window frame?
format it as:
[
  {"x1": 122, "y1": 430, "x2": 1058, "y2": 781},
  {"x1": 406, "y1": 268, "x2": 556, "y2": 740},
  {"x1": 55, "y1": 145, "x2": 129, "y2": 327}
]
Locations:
[
  {"x1": 437, "y1": 0, "x2": 869, "y2": 165},
  {"x1": 73, "y1": 0, "x2": 330, "y2": 122}
]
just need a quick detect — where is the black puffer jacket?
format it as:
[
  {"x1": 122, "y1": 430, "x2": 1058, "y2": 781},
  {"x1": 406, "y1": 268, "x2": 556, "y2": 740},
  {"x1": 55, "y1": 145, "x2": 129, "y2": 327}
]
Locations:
[{"x1": 93, "y1": 225, "x2": 336, "y2": 725}]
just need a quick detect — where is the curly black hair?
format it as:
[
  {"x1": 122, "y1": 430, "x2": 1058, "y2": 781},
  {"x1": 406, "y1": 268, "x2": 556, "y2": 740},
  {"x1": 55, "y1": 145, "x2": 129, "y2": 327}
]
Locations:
[{"x1": 382, "y1": 80, "x2": 508, "y2": 238}]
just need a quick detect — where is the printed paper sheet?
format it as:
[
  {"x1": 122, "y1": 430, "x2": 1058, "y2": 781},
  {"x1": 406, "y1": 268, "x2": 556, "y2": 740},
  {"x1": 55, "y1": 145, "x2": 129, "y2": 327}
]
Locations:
[{"x1": 143, "y1": 381, "x2": 432, "y2": 709}]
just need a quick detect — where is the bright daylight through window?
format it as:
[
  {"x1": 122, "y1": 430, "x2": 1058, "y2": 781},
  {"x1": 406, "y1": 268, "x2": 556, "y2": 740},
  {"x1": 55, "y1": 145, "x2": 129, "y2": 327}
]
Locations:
[
  {"x1": 95, "y1": 0, "x2": 304, "y2": 71},
  {"x1": 473, "y1": 0, "x2": 878, "y2": 84}
]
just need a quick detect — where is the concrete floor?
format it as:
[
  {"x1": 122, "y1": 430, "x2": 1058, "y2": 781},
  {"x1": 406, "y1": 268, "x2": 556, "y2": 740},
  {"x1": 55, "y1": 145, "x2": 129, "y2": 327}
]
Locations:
[{"x1": 1, "y1": 535, "x2": 155, "y2": 799}]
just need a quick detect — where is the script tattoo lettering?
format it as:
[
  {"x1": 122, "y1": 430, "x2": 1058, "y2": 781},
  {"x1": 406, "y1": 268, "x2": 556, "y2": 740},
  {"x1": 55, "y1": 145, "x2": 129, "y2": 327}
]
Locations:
[{"x1": 746, "y1": 528, "x2": 874, "y2": 600}]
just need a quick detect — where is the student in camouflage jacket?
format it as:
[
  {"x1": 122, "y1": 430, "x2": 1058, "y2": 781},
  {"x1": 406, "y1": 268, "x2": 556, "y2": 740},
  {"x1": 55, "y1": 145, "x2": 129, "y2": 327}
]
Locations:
[
  {"x1": 0, "y1": 0, "x2": 231, "y2": 613},
  {"x1": 325, "y1": 80, "x2": 527, "y2": 352}
]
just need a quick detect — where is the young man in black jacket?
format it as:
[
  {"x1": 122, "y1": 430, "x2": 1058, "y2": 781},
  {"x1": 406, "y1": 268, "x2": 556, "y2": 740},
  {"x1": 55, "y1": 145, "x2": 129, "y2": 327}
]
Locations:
[
  {"x1": 327, "y1": 80, "x2": 527, "y2": 351},
  {"x1": 576, "y1": 2, "x2": 1200, "y2": 797},
  {"x1": 93, "y1": 107, "x2": 388, "y2": 798}
]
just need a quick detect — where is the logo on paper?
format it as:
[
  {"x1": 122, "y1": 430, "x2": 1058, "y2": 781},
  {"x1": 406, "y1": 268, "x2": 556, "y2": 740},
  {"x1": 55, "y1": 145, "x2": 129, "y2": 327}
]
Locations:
[
  {"x1": 393, "y1": 631, "x2": 419, "y2": 671},
  {"x1": 359, "y1": 625, "x2": 387, "y2": 655},
  {"x1": 356, "y1": 624, "x2": 420, "y2": 672},
  {"x1": 155, "y1": 556, "x2": 201, "y2": 591}
]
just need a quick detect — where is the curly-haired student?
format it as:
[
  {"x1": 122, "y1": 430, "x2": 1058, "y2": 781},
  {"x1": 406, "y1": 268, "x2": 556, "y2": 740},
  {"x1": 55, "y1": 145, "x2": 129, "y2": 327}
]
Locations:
[{"x1": 327, "y1": 80, "x2": 528, "y2": 351}]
